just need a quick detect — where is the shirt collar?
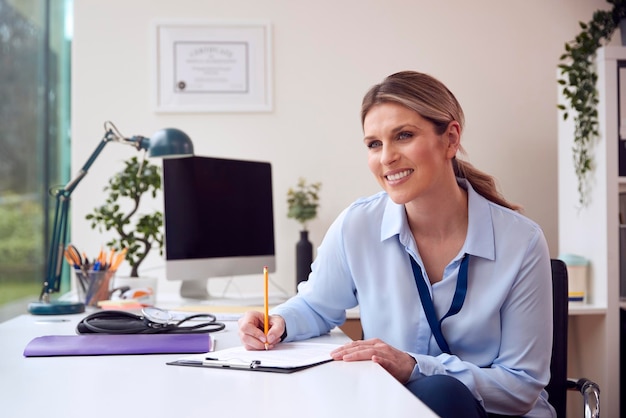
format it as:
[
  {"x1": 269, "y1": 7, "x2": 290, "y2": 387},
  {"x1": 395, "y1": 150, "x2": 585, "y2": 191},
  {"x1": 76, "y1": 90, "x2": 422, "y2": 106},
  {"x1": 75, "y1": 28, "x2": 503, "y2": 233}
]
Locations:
[{"x1": 380, "y1": 178, "x2": 495, "y2": 261}]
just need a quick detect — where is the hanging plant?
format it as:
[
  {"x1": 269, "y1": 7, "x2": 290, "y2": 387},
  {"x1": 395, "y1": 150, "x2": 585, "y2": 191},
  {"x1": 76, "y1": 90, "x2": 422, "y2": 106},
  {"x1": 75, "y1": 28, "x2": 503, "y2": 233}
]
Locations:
[{"x1": 557, "y1": 0, "x2": 626, "y2": 206}]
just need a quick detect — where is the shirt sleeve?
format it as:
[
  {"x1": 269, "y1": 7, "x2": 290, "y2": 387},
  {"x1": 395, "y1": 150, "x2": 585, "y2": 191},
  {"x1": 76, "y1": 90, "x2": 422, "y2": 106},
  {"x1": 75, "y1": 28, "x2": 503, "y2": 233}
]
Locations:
[{"x1": 271, "y1": 208, "x2": 358, "y2": 341}]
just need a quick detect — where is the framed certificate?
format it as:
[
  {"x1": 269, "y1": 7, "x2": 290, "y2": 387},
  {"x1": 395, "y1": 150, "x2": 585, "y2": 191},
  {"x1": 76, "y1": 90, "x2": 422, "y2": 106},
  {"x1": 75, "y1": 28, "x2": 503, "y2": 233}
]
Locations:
[{"x1": 154, "y1": 20, "x2": 272, "y2": 112}]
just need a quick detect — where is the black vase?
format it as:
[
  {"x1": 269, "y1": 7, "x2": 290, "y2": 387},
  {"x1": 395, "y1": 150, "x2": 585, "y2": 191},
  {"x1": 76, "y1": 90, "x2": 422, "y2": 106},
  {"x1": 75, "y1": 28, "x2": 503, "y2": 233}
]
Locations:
[{"x1": 296, "y1": 230, "x2": 313, "y2": 286}]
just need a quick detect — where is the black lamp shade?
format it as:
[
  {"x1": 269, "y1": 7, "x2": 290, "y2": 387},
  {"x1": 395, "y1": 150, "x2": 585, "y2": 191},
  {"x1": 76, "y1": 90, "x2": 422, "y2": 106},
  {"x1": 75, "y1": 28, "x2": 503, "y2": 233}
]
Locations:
[{"x1": 148, "y1": 128, "x2": 194, "y2": 158}]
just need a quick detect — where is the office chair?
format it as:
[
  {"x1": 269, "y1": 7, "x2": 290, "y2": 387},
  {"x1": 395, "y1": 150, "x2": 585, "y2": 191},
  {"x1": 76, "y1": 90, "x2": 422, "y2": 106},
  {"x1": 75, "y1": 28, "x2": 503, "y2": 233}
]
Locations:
[{"x1": 547, "y1": 259, "x2": 600, "y2": 418}]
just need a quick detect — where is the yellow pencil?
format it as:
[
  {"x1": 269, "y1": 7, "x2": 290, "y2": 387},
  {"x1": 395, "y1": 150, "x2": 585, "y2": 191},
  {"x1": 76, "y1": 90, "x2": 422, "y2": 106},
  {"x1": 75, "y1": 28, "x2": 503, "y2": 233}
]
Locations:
[
  {"x1": 110, "y1": 248, "x2": 127, "y2": 271},
  {"x1": 264, "y1": 266, "x2": 269, "y2": 350},
  {"x1": 108, "y1": 248, "x2": 116, "y2": 268}
]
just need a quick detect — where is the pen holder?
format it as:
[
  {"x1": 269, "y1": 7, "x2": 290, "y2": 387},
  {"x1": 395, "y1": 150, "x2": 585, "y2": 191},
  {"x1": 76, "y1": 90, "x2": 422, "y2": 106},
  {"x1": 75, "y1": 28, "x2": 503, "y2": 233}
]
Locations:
[{"x1": 74, "y1": 269, "x2": 115, "y2": 307}]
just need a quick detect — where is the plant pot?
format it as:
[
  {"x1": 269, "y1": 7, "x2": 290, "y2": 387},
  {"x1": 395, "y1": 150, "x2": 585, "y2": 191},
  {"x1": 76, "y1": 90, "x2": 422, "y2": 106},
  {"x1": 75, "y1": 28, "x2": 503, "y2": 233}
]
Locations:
[{"x1": 296, "y1": 230, "x2": 313, "y2": 286}]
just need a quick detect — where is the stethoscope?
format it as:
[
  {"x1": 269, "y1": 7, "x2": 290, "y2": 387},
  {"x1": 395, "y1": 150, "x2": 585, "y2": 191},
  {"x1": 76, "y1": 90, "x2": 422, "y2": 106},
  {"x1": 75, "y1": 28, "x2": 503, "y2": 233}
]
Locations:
[
  {"x1": 141, "y1": 307, "x2": 225, "y2": 332},
  {"x1": 77, "y1": 307, "x2": 225, "y2": 334}
]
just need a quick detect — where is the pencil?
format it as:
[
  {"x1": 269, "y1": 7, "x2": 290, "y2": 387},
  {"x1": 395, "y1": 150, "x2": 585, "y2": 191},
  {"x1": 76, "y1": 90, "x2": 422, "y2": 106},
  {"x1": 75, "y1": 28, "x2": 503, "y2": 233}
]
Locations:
[
  {"x1": 264, "y1": 265, "x2": 269, "y2": 350},
  {"x1": 108, "y1": 248, "x2": 116, "y2": 269},
  {"x1": 110, "y1": 248, "x2": 127, "y2": 271}
]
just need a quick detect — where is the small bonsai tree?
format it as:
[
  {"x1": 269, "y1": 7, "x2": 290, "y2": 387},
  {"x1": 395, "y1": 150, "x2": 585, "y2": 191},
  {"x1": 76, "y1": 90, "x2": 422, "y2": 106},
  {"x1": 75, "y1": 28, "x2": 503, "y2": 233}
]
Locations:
[
  {"x1": 287, "y1": 178, "x2": 322, "y2": 231},
  {"x1": 85, "y1": 156, "x2": 163, "y2": 277}
]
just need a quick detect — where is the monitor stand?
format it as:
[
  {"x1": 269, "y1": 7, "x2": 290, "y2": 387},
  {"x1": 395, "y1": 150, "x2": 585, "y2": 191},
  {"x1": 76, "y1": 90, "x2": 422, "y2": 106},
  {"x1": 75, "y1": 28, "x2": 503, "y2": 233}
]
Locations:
[{"x1": 179, "y1": 279, "x2": 210, "y2": 300}]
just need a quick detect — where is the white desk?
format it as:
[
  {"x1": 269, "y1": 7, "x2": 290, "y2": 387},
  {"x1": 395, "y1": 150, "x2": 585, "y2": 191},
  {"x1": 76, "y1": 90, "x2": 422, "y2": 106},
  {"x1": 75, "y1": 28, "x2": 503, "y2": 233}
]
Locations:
[{"x1": 0, "y1": 312, "x2": 437, "y2": 418}]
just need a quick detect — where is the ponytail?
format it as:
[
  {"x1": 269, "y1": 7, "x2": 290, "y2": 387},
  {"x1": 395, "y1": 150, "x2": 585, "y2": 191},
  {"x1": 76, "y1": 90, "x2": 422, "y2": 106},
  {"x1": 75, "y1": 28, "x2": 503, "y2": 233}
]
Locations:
[{"x1": 453, "y1": 158, "x2": 522, "y2": 212}]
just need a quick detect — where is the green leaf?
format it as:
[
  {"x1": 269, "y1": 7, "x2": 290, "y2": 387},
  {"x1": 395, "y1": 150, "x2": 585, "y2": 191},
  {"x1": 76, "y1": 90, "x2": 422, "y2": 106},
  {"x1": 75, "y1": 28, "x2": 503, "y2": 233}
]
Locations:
[
  {"x1": 286, "y1": 178, "x2": 322, "y2": 229},
  {"x1": 557, "y1": 3, "x2": 624, "y2": 206},
  {"x1": 84, "y1": 156, "x2": 163, "y2": 277}
]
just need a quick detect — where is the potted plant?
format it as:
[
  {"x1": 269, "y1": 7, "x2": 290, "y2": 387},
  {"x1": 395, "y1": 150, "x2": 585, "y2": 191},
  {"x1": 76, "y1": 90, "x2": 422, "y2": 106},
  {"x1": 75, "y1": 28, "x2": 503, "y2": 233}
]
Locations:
[
  {"x1": 287, "y1": 178, "x2": 321, "y2": 285},
  {"x1": 557, "y1": 0, "x2": 626, "y2": 206},
  {"x1": 85, "y1": 156, "x2": 163, "y2": 278}
]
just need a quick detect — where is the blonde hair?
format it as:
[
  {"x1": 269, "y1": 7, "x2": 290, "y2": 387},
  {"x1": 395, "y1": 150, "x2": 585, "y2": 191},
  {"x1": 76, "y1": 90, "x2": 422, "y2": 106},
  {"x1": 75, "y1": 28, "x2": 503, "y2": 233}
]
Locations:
[{"x1": 361, "y1": 71, "x2": 522, "y2": 212}]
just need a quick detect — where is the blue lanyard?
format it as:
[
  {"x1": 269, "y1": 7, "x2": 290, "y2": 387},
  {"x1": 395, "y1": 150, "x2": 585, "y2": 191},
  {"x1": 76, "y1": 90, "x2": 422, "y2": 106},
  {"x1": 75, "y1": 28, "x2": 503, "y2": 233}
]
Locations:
[{"x1": 409, "y1": 254, "x2": 469, "y2": 354}]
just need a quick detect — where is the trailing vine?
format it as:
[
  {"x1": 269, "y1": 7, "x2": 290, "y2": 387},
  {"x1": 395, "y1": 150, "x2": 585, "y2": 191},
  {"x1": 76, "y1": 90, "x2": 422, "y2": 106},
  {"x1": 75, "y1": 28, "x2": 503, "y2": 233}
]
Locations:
[{"x1": 557, "y1": 0, "x2": 626, "y2": 206}]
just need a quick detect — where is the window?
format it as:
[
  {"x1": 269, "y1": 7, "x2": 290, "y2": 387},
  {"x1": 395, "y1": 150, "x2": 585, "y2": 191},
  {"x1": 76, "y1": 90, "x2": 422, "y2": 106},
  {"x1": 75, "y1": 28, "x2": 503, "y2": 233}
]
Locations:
[{"x1": 0, "y1": 0, "x2": 72, "y2": 321}]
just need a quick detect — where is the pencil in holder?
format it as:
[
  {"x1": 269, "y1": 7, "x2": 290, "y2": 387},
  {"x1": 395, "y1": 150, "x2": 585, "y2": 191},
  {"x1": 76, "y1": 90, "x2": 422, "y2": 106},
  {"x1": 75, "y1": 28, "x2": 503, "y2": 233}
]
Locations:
[{"x1": 75, "y1": 269, "x2": 115, "y2": 307}]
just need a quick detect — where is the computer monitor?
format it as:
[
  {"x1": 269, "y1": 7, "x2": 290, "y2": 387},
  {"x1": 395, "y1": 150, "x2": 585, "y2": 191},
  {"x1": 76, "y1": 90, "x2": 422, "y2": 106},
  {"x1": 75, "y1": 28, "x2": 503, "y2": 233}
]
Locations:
[{"x1": 162, "y1": 155, "x2": 276, "y2": 299}]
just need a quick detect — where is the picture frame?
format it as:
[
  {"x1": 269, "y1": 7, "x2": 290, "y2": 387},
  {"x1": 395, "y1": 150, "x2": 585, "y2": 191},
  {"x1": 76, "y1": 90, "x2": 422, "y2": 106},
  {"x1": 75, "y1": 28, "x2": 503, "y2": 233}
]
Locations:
[{"x1": 153, "y1": 20, "x2": 272, "y2": 113}]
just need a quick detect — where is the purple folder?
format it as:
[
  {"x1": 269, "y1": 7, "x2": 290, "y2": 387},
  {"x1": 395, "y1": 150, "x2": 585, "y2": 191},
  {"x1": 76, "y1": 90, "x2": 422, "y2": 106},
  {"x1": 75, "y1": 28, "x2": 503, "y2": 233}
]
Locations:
[{"x1": 24, "y1": 334, "x2": 212, "y2": 357}]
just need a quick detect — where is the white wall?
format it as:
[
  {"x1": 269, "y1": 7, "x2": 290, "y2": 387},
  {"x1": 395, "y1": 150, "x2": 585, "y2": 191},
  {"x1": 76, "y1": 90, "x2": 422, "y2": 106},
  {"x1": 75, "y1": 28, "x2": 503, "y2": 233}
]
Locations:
[{"x1": 71, "y1": 0, "x2": 614, "y2": 298}]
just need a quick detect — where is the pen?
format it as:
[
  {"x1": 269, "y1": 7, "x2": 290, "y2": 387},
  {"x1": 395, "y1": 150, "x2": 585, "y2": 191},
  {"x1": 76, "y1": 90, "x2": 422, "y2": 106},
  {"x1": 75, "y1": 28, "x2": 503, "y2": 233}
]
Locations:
[{"x1": 264, "y1": 265, "x2": 269, "y2": 350}]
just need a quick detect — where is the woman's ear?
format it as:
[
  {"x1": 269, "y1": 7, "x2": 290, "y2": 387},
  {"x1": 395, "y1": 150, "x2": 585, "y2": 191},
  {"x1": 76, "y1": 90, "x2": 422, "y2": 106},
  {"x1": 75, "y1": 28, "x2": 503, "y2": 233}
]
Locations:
[{"x1": 445, "y1": 121, "x2": 461, "y2": 158}]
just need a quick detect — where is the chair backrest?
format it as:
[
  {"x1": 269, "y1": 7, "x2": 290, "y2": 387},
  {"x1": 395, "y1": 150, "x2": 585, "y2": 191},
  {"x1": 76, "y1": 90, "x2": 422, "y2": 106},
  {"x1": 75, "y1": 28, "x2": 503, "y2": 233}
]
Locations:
[{"x1": 546, "y1": 258, "x2": 568, "y2": 418}]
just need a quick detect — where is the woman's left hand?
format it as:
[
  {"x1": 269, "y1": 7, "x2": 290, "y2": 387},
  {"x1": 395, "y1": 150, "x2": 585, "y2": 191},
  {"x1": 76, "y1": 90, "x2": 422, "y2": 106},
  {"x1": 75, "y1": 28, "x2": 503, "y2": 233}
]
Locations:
[{"x1": 330, "y1": 338, "x2": 417, "y2": 383}]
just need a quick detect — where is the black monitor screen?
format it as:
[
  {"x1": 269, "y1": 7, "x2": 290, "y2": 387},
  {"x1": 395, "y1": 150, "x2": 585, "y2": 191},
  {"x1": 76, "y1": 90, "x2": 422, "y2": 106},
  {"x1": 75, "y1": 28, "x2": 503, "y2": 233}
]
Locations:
[{"x1": 162, "y1": 156, "x2": 275, "y2": 262}]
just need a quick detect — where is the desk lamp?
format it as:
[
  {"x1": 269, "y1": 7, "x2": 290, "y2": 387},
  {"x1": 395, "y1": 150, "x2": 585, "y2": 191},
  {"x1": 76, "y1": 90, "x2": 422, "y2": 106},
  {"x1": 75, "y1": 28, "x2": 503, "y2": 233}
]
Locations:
[{"x1": 28, "y1": 121, "x2": 194, "y2": 315}]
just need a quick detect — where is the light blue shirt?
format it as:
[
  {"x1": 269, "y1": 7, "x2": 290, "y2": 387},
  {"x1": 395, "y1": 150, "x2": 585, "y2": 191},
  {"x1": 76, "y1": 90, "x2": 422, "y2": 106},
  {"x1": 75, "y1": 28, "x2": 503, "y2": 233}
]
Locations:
[{"x1": 272, "y1": 179, "x2": 555, "y2": 417}]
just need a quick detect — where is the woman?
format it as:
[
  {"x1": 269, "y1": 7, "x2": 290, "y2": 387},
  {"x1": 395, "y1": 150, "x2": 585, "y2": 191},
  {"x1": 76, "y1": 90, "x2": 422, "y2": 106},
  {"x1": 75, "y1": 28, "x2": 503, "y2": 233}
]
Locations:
[{"x1": 238, "y1": 71, "x2": 554, "y2": 418}]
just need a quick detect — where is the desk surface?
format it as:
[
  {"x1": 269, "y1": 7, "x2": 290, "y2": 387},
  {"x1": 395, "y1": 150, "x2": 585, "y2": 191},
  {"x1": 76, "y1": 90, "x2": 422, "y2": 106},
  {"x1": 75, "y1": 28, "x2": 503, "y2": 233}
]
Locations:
[{"x1": 0, "y1": 312, "x2": 437, "y2": 418}]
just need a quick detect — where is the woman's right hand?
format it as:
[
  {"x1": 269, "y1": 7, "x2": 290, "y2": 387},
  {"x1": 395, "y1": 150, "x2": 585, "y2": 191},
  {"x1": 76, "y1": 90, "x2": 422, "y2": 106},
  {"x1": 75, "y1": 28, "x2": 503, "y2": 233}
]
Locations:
[{"x1": 238, "y1": 311, "x2": 285, "y2": 350}]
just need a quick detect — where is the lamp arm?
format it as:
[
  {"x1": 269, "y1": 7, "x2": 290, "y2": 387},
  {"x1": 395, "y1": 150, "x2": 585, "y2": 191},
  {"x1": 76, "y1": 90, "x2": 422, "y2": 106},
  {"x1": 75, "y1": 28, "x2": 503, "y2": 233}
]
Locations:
[
  {"x1": 39, "y1": 120, "x2": 190, "y2": 303},
  {"x1": 41, "y1": 128, "x2": 119, "y2": 299},
  {"x1": 64, "y1": 128, "x2": 120, "y2": 194}
]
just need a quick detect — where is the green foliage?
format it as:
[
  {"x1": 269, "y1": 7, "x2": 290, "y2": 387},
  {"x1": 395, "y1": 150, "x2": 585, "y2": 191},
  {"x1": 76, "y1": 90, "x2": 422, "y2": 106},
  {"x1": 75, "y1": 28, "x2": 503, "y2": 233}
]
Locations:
[
  {"x1": 557, "y1": 0, "x2": 626, "y2": 206},
  {"x1": 85, "y1": 156, "x2": 163, "y2": 277},
  {"x1": 287, "y1": 178, "x2": 322, "y2": 231},
  {"x1": 0, "y1": 194, "x2": 42, "y2": 268},
  {"x1": 0, "y1": 281, "x2": 40, "y2": 306},
  {"x1": 0, "y1": 194, "x2": 42, "y2": 308}
]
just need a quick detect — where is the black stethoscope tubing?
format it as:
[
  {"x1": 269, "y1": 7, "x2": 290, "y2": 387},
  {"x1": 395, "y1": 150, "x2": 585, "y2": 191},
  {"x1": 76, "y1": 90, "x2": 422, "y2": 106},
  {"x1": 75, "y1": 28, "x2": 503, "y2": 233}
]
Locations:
[{"x1": 78, "y1": 310, "x2": 225, "y2": 334}]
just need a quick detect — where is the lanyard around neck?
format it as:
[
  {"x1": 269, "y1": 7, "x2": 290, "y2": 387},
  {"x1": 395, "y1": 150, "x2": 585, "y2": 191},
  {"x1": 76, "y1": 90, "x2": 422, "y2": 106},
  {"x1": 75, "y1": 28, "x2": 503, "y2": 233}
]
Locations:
[{"x1": 409, "y1": 254, "x2": 469, "y2": 354}]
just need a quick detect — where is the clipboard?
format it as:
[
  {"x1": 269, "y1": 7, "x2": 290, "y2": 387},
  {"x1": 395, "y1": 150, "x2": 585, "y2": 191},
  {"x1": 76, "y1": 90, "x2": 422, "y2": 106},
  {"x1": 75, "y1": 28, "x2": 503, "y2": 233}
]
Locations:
[{"x1": 167, "y1": 341, "x2": 340, "y2": 373}]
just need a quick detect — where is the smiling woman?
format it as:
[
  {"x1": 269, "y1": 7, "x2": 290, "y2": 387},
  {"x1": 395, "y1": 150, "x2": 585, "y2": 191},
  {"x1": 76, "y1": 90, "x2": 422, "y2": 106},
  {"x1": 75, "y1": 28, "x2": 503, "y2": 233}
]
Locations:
[
  {"x1": 361, "y1": 71, "x2": 522, "y2": 213},
  {"x1": 0, "y1": 0, "x2": 73, "y2": 321},
  {"x1": 238, "y1": 71, "x2": 554, "y2": 418}
]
